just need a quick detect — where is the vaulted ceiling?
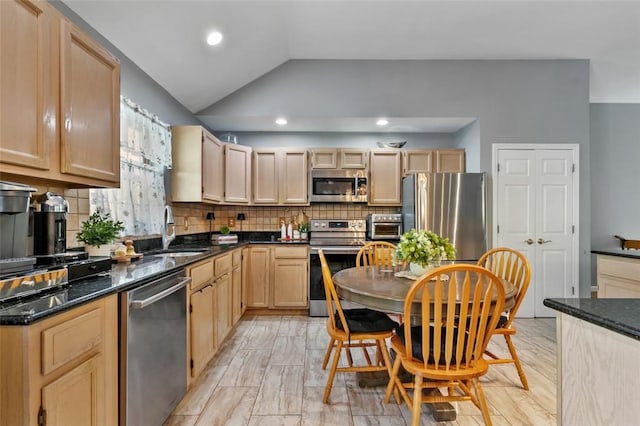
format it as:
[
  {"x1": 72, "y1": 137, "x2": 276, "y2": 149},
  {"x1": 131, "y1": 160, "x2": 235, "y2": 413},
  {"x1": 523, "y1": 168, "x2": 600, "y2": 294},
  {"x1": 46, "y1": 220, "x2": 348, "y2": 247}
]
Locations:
[{"x1": 64, "y1": 0, "x2": 640, "y2": 132}]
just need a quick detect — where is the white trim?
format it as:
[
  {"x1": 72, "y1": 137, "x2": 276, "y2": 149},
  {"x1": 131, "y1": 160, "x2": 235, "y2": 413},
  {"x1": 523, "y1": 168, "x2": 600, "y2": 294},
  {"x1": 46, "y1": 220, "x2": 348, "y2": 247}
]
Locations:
[{"x1": 491, "y1": 143, "x2": 580, "y2": 303}]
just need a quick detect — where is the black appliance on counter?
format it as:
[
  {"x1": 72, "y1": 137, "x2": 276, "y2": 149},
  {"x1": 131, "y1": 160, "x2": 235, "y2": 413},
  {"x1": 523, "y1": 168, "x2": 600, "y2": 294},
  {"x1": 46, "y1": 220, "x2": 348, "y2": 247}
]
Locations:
[
  {"x1": 0, "y1": 181, "x2": 36, "y2": 264},
  {"x1": 308, "y1": 219, "x2": 366, "y2": 316}
]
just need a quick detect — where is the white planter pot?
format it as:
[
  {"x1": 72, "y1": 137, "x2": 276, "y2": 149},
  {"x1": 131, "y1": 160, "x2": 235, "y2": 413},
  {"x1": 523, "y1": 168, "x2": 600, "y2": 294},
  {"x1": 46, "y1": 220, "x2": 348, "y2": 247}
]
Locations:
[
  {"x1": 85, "y1": 244, "x2": 113, "y2": 257},
  {"x1": 409, "y1": 262, "x2": 435, "y2": 277}
]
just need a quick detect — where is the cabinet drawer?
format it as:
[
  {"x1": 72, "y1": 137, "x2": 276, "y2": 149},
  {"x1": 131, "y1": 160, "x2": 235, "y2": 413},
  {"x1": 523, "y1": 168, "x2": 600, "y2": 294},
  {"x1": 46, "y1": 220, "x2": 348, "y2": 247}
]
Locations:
[
  {"x1": 189, "y1": 259, "x2": 214, "y2": 290},
  {"x1": 214, "y1": 253, "x2": 232, "y2": 276},
  {"x1": 232, "y1": 249, "x2": 241, "y2": 268},
  {"x1": 42, "y1": 307, "x2": 104, "y2": 375},
  {"x1": 274, "y1": 246, "x2": 308, "y2": 259},
  {"x1": 598, "y1": 256, "x2": 640, "y2": 282}
]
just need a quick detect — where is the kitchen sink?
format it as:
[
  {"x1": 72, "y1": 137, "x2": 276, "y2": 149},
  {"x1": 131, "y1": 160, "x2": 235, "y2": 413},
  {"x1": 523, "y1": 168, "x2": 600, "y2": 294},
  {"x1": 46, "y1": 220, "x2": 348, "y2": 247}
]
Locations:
[{"x1": 148, "y1": 249, "x2": 209, "y2": 258}]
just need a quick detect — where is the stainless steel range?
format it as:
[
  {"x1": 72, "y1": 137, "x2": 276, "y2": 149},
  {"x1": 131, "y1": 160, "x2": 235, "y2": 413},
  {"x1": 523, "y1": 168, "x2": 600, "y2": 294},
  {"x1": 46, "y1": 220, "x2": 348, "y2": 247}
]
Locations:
[{"x1": 309, "y1": 219, "x2": 365, "y2": 316}]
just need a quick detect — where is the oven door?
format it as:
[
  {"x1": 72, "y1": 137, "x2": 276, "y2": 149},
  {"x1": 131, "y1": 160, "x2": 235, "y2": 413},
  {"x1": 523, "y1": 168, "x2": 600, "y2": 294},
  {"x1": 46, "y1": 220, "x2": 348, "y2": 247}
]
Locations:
[
  {"x1": 309, "y1": 248, "x2": 362, "y2": 317},
  {"x1": 369, "y1": 222, "x2": 402, "y2": 240}
]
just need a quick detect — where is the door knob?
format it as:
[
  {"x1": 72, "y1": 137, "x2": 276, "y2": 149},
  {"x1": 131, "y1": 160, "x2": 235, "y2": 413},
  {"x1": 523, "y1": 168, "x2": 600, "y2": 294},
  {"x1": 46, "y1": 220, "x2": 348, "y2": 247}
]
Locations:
[
  {"x1": 537, "y1": 238, "x2": 552, "y2": 244},
  {"x1": 524, "y1": 238, "x2": 534, "y2": 245}
]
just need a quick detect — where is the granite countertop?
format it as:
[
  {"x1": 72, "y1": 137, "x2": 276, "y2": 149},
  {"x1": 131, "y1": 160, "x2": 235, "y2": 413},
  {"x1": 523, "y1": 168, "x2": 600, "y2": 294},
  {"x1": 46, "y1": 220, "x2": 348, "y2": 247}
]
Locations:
[
  {"x1": 0, "y1": 239, "x2": 309, "y2": 325},
  {"x1": 591, "y1": 248, "x2": 640, "y2": 260},
  {"x1": 543, "y1": 298, "x2": 640, "y2": 341}
]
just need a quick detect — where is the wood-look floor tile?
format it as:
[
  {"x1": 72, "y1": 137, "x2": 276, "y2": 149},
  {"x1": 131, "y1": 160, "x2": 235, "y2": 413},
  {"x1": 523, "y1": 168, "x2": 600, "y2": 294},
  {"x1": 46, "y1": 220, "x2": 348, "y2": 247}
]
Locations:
[
  {"x1": 195, "y1": 386, "x2": 258, "y2": 426},
  {"x1": 347, "y1": 383, "x2": 401, "y2": 416},
  {"x1": 253, "y1": 365, "x2": 304, "y2": 415},
  {"x1": 277, "y1": 316, "x2": 308, "y2": 337},
  {"x1": 241, "y1": 322, "x2": 280, "y2": 351},
  {"x1": 269, "y1": 336, "x2": 306, "y2": 365},
  {"x1": 352, "y1": 415, "x2": 407, "y2": 425},
  {"x1": 218, "y1": 349, "x2": 271, "y2": 387},
  {"x1": 173, "y1": 365, "x2": 227, "y2": 415},
  {"x1": 306, "y1": 320, "x2": 330, "y2": 350},
  {"x1": 248, "y1": 415, "x2": 301, "y2": 426},
  {"x1": 163, "y1": 415, "x2": 198, "y2": 426},
  {"x1": 303, "y1": 348, "x2": 346, "y2": 388},
  {"x1": 485, "y1": 386, "x2": 556, "y2": 426},
  {"x1": 301, "y1": 386, "x2": 352, "y2": 426}
]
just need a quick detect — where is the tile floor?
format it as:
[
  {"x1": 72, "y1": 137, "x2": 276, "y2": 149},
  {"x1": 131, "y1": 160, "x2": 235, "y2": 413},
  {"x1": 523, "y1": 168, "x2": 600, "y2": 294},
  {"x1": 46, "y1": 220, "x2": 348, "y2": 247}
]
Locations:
[{"x1": 165, "y1": 316, "x2": 557, "y2": 425}]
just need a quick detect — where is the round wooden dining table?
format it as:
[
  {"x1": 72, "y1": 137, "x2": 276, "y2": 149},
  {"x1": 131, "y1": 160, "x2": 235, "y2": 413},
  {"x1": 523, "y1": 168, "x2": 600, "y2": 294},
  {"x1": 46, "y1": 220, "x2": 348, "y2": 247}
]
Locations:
[{"x1": 332, "y1": 264, "x2": 517, "y2": 316}]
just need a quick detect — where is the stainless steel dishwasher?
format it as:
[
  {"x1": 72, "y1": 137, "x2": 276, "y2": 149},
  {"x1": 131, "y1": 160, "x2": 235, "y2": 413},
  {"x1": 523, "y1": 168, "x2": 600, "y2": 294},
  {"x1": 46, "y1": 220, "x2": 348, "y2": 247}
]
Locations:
[{"x1": 120, "y1": 269, "x2": 191, "y2": 426}]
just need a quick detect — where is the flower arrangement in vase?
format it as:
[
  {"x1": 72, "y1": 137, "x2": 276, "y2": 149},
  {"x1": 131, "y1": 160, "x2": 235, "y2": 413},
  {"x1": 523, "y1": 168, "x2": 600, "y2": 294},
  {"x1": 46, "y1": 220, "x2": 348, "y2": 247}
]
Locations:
[{"x1": 394, "y1": 229, "x2": 456, "y2": 276}]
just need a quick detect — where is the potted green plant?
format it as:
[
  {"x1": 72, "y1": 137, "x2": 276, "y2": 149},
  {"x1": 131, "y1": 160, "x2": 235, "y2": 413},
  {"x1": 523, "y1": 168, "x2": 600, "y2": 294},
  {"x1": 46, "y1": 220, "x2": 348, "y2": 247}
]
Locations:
[
  {"x1": 394, "y1": 229, "x2": 456, "y2": 276},
  {"x1": 297, "y1": 222, "x2": 309, "y2": 239},
  {"x1": 77, "y1": 208, "x2": 125, "y2": 257}
]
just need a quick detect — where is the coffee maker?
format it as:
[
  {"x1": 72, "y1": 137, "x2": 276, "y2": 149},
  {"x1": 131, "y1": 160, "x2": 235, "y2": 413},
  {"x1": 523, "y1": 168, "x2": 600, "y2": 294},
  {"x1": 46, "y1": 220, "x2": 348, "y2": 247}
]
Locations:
[
  {"x1": 0, "y1": 181, "x2": 36, "y2": 259},
  {"x1": 33, "y1": 192, "x2": 69, "y2": 256}
]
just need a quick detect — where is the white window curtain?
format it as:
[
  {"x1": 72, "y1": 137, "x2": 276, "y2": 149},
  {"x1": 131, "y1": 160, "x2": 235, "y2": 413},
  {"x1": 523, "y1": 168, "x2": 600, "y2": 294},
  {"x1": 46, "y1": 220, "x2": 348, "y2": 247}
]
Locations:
[{"x1": 90, "y1": 97, "x2": 172, "y2": 237}]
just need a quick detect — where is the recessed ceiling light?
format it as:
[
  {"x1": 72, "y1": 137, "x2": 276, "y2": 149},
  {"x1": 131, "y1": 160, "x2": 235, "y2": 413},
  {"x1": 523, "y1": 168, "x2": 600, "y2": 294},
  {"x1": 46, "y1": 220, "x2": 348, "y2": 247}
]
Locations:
[
  {"x1": 206, "y1": 31, "x2": 223, "y2": 46},
  {"x1": 376, "y1": 118, "x2": 389, "y2": 126},
  {"x1": 275, "y1": 118, "x2": 288, "y2": 125}
]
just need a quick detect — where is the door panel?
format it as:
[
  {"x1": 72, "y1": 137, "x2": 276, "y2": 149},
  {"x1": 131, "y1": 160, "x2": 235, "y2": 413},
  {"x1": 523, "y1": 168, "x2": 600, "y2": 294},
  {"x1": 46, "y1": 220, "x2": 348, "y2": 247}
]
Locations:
[{"x1": 496, "y1": 146, "x2": 577, "y2": 317}]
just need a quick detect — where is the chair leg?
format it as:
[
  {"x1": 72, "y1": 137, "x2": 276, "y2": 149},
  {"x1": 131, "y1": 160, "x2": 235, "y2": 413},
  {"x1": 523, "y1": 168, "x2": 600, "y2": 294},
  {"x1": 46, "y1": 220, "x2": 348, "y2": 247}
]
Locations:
[
  {"x1": 383, "y1": 355, "x2": 402, "y2": 404},
  {"x1": 470, "y1": 378, "x2": 492, "y2": 426},
  {"x1": 505, "y1": 335, "x2": 529, "y2": 390},
  {"x1": 323, "y1": 340, "x2": 343, "y2": 403},
  {"x1": 322, "y1": 338, "x2": 336, "y2": 370},
  {"x1": 411, "y1": 375, "x2": 423, "y2": 426}
]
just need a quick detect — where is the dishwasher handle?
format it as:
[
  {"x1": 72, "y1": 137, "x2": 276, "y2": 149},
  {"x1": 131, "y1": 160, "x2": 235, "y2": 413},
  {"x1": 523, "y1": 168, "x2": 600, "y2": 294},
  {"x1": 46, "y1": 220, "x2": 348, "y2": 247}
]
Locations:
[{"x1": 130, "y1": 277, "x2": 191, "y2": 309}]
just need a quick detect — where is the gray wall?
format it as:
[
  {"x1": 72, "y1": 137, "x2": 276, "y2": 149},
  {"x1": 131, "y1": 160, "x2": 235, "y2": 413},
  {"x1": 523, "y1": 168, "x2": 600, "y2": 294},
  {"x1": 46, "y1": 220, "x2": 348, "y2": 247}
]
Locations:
[
  {"x1": 226, "y1": 132, "x2": 455, "y2": 150},
  {"x1": 50, "y1": 1, "x2": 201, "y2": 126},
  {"x1": 203, "y1": 59, "x2": 592, "y2": 297},
  {"x1": 590, "y1": 103, "x2": 640, "y2": 247}
]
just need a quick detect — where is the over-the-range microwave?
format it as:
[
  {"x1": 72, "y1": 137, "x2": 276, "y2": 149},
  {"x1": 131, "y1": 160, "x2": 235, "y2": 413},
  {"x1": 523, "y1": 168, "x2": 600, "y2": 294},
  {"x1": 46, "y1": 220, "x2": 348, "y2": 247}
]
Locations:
[{"x1": 309, "y1": 170, "x2": 368, "y2": 203}]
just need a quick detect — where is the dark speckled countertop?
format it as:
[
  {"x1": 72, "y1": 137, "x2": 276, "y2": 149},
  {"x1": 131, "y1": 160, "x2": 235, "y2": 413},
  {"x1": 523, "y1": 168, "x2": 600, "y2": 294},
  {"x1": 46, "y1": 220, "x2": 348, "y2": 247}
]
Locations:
[
  {"x1": 0, "y1": 239, "x2": 309, "y2": 325},
  {"x1": 543, "y1": 298, "x2": 640, "y2": 341},
  {"x1": 591, "y1": 248, "x2": 640, "y2": 259}
]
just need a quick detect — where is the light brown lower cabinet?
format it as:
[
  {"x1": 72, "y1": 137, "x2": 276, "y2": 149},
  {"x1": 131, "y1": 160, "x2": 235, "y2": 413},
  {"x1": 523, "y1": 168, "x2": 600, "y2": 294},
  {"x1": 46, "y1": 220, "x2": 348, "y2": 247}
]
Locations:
[
  {"x1": 0, "y1": 294, "x2": 118, "y2": 426},
  {"x1": 246, "y1": 245, "x2": 309, "y2": 309}
]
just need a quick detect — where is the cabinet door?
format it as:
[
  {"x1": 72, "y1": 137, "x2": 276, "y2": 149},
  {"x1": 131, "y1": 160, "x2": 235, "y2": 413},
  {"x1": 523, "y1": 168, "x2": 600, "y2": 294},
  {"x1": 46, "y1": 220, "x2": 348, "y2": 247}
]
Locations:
[
  {"x1": 247, "y1": 247, "x2": 270, "y2": 307},
  {"x1": 369, "y1": 151, "x2": 402, "y2": 205},
  {"x1": 190, "y1": 284, "x2": 215, "y2": 378},
  {"x1": 202, "y1": 131, "x2": 224, "y2": 202},
  {"x1": 232, "y1": 265, "x2": 242, "y2": 324},
  {"x1": 272, "y1": 258, "x2": 309, "y2": 308},
  {"x1": 241, "y1": 247, "x2": 249, "y2": 315},
  {"x1": 225, "y1": 144, "x2": 252, "y2": 203},
  {"x1": 253, "y1": 149, "x2": 279, "y2": 204},
  {"x1": 310, "y1": 149, "x2": 337, "y2": 169},
  {"x1": 434, "y1": 149, "x2": 465, "y2": 172},
  {"x1": 340, "y1": 149, "x2": 368, "y2": 169},
  {"x1": 0, "y1": 0, "x2": 56, "y2": 171},
  {"x1": 280, "y1": 150, "x2": 308, "y2": 204},
  {"x1": 59, "y1": 20, "x2": 120, "y2": 184},
  {"x1": 41, "y1": 354, "x2": 105, "y2": 426},
  {"x1": 215, "y1": 274, "x2": 232, "y2": 344},
  {"x1": 403, "y1": 150, "x2": 433, "y2": 175}
]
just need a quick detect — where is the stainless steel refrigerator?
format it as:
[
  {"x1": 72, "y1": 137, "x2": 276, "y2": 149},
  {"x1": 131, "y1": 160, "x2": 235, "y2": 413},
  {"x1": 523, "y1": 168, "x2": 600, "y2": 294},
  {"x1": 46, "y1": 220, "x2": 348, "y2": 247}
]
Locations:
[{"x1": 402, "y1": 172, "x2": 488, "y2": 262}]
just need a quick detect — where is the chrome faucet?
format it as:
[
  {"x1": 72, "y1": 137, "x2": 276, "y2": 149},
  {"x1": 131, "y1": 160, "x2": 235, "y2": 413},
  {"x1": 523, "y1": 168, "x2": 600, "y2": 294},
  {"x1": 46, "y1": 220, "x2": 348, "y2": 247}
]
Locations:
[{"x1": 162, "y1": 205, "x2": 175, "y2": 250}]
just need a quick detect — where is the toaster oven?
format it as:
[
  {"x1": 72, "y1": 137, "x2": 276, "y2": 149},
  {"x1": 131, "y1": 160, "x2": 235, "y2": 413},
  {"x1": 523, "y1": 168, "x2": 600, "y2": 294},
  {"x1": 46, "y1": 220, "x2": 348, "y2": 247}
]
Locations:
[{"x1": 366, "y1": 214, "x2": 402, "y2": 241}]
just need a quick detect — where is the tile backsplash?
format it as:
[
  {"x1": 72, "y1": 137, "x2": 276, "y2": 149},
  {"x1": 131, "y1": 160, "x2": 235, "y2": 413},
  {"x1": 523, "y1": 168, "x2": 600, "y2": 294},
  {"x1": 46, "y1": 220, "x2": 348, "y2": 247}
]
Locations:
[{"x1": 169, "y1": 204, "x2": 399, "y2": 237}]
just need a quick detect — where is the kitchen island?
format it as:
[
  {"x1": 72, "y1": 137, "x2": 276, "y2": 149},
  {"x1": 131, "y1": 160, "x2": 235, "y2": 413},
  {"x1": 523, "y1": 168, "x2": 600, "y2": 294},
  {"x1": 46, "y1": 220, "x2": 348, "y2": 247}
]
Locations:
[
  {"x1": 592, "y1": 248, "x2": 640, "y2": 298},
  {"x1": 543, "y1": 298, "x2": 640, "y2": 426}
]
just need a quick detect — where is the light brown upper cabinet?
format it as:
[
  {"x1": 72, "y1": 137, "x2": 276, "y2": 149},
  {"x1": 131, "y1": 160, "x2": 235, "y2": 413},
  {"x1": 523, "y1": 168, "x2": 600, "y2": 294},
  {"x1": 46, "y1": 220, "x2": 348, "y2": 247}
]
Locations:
[
  {"x1": 369, "y1": 150, "x2": 402, "y2": 205},
  {"x1": 402, "y1": 149, "x2": 465, "y2": 175},
  {"x1": 309, "y1": 148, "x2": 368, "y2": 169},
  {"x1": 224, "y1": 144, "x2": 252, "y2": 204},
  {"x1": 434, "y1": 149, "x2": 465, "y2": 172},
  {"x1": 253, "y1": 149, "x2": 308, "y2": 205},
  {"x1": 0, "y1": 0, "x2": 121, "y2": 187},
  {"x1": 171, "y1": 126, "x2": 224, "y2": 204}
]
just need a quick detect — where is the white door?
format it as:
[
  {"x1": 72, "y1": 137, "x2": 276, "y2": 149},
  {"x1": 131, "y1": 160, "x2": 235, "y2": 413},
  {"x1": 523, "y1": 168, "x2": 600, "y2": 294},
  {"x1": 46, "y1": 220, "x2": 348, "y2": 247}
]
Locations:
[{"x1": 493, "y1": 145, "x2": 579, "y2": 317}]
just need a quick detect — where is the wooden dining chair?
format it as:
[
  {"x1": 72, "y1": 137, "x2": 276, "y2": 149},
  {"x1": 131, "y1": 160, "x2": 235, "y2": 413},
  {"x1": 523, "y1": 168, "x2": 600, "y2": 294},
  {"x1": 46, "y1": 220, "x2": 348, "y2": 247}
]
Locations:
[
  {"x1": 356, "y1": 241, "x2": 397, "y2": 267},
  {"x1": 477, "y1": 247, "x2": 532, "y2": 390},
  {"x1": 318, "y1": 249, "x2": 398, "y2": 403},
  {"x1": 384, "y1": 264, "x2": 505, "y2": 426}
]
